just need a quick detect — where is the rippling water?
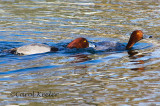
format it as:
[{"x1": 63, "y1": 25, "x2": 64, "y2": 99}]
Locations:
[{"x1": 0, "y1": 0, "x2": 160, "y2": 105}]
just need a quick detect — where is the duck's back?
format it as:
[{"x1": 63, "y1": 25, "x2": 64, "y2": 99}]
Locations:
[
  {"x1": 94, "y1": 41, "x2": 125, "y2": 51},
  {"x1": 12, "y1": 43, "x2": 52, "y2": 55}
]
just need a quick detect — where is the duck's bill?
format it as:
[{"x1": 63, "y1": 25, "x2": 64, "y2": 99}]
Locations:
[
  {"x1": 89, "y1": 42, "x2": 96, "y2": 48},
  {"x1": 143, "y1": 35, "x2": 152, "y2": 39}
]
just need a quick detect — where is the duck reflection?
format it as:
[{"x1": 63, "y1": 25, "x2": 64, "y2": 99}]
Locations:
[
  {"x1": 69, "y1": 54, "x2": 91, "y2": 64},
  {"x1": 128, "y1": 50, "x2": 145, "y2": 71}
]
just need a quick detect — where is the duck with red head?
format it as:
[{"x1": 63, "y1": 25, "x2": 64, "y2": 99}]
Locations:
[
  {"x1": 67, "y1": 37, "x2": 89, "y2": 49},
  {"x1": 126, "y1": 30, "x2": 143, "y2": 49},
  {"x1": 94, "y1": 30, "x2": 145, "y2": 51},
  {"x1": 67, "y1": 30, "x2": 149, "y2": 51}
]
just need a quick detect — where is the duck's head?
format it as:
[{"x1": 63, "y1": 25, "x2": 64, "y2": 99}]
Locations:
[
  {"x1": 126, "y1": 30, "x2": 143, "y2": 50},
  {"x1": 67, "y1": 37, "x2": 89, "y2": 49}
]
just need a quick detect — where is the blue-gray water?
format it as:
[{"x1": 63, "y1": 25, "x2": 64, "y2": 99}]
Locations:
[{"x1": 0, "y1": 0, "x2": 160, "y2": 105}]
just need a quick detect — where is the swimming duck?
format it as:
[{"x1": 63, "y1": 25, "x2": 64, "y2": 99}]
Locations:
[
  {"x1": 10, "y1": 43, "x2": 58, "y2": 55},
  {"x1": 67, "y1": 37, "x2": 89, "y2": 49},
  {"x1": 67, "y1": 30, "x2": 148, "y2": 50},
  {"x1": 9, "y1": 30, "x2": 149, "y2": 55}
]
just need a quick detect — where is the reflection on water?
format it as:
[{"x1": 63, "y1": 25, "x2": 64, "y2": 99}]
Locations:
[
  {"x1": 0, "y1": 0, "x2": 160, "y2": 105},
  {"x1": 69, "y1": 54, "x2": 92, "y2": 63},
  {"x1": 128, "y1": 50, "x2": 145, "y2": 71}
]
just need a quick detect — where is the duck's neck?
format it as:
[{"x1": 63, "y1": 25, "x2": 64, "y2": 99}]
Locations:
[{"x1": 126, "y1": 38, "x2": 135, "y2": 50}]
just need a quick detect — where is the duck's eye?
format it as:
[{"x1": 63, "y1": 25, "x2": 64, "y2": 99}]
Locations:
[{"x1": 84, "y1": 40, "x2": 86, "y2": 43}]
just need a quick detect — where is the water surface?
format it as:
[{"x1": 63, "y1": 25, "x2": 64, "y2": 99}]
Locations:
[{"x1": 0, "y1": 0, "x2": 160, "y2": 105}]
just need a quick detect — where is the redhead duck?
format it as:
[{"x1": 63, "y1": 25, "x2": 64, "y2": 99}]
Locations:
[
  {"x1": 67, "y1": 37, "x2": 89, "y2": 49},
  {"x1": 10, "y1": 43, "x2": 58, "y2": 55},
  {"x1": 67, "y1": 30, "x2": 149, "y2": 50}
]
